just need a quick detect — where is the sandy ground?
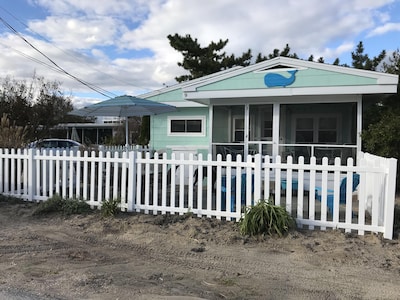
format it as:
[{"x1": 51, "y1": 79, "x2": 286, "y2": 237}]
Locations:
[{"x1": 1, "y1": 198, "x2": 400, "y2": 300}]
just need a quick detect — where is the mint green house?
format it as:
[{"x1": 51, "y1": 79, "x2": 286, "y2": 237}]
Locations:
[{"x1": 140, "y1": 57, "x2": 398, "y2": 163}]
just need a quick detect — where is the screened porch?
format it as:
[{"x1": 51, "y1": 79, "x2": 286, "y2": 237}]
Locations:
[{"x1": 211, "y1": 102, "x2": 359, "y2": 164}]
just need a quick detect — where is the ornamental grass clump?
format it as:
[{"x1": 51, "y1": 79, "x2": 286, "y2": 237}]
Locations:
[
  {"x1": 100, "y1": 198, "x2": 120, "y2": 218},
  {"x1": 239, "y1": 199, "x2": 295, "y2": 237}
]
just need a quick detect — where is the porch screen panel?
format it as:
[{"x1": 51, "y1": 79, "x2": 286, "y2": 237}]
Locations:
[
  {"x1": 212, "y1": 106, "x2": 230, "y2": 142},
  {"x1": 249, "y1": 104, "x2": 273, "y2": 141},
  {"x1": 212, "y1": 105, "x2": 245, "y2": 143}
]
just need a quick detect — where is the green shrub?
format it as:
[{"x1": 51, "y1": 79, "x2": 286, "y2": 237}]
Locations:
[
  {"x1": 239, "y1": 199, "x2": 295, "y2": 237},
  {"x1": 101, "y1": 198, "x2": 120, "y2": 218},
  {"x1": 33, "y1": 194, "x2": 91, "y2": 216},
  {"x1": 33, "y1": 194, "x2": 64, "y2": 215},
  {"x1": 62, "y1": 198, "x2": 92, "y2": 215},
  {"x1": 0, "y1": 194, "x2": 25, "y2": 204}
]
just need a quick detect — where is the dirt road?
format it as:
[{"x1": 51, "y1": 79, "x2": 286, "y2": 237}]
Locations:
[{"x1": 1, "y1": 198, "x2": 400, "y2": 299}]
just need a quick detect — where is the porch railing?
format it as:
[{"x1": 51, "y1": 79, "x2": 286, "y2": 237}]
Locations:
[
  {"x1": 279, "y1": 143, "x2": 358, "y2": 164},
  {"x1": 0, "y1": 148, "x2": 397, "y2": 239}
]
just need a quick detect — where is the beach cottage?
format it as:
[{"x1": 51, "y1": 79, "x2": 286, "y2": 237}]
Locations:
[
  {"x1": 141, "y1": 57, "x2": 398, "y2": 163},
  {"x1": 1, "y1": 58, "x2": 398, "y2": 238}
]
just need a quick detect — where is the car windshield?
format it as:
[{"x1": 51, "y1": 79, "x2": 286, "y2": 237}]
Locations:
[{"x1": 31, "y1": 139, "x2": 81, "y2": 149}]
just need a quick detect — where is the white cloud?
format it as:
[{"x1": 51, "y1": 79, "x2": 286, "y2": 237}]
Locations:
[
  {"x1": 367, "y1": 22, "x2": 400, "y2": 37},
  {"x1": 28, "y1": 16, "x2": 122, "y2": 49},
  {"x1": 0, "y1": 0, "x2": 397, "y2": 107},
  {"x1": 31, "y1": 0, "x2": 156, "y2": 20}
]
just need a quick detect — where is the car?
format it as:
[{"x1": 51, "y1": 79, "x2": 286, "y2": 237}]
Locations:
[{"x1": 28, "y1": 138, "x2": 84, "y2": 150}]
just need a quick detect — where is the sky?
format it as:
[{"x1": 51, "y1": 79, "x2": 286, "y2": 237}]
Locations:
[{"x1": 0, "y1": 0, "x2": 399, "y2": 108}]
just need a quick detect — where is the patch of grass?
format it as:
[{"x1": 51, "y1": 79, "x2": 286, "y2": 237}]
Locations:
[
  {"x1": 0, "y1": 194, "x2": 25, "y2": 204},
  {"x1": 33, "y1": 194, "x2": 91, "y2": 216},
  {"x1": 239, "y1": 199, "x2": 295, "y2": 237},
  {"x1": 100, "y1": 198, "x2": 120, "y2": 218}
]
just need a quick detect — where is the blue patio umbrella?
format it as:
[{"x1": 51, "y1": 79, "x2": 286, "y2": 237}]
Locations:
[{"x1": 70, "y1": 95, "x2": 176, "y2": 146}]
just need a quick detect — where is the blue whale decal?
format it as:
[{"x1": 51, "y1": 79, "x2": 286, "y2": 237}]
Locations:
[{"x1": 264, "y1": 69, "x2": 297, "y2": 87}]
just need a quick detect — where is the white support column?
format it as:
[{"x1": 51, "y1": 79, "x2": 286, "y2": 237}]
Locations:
[
  {"x1": 209, "y1": 105, "x2": 213, "y2": 156},
  {"x1": 244, "y1": 104, "x2": 249, "y2": 158},
  {"x1": 127, "y1": 151, "x2": 137, "y2": 212},
  {"x1": 272, "y1": 103, "x2": 280, "y2": 158},
  {"x1": 357, "y1": 97, "x2": 362, "y2": 153}
]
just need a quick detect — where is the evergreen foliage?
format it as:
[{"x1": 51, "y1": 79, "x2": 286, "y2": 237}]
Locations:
[
  {"x1": 351, "y1": 41, "x2": 386, "y2": 70},
  {"x1": 255, "y1": 43, "x2": 299, "y2": 62},
  {"x1": 167, "y1": 33, "x2": 252, "y2": 82}
]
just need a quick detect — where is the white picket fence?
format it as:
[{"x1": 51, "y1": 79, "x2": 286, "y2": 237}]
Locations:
[{"x1": 0, "y1": 148, "x2": 397, "y2": 239}]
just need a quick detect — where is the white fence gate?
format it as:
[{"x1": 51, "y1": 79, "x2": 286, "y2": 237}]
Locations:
[{"x1": 0, "y1": 148, "x2": 397, "y2": 239}]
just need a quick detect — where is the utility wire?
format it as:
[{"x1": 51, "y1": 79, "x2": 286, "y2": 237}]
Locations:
[
  {"x1": 0, "y1": 41, "x2": 72, "y2": 75},
  {"x1": 0, "y1": 5, "x2": 147, "y2": 92},
  {"x1": 0, "y1": 16, "x2": 117, "y2": 98}
]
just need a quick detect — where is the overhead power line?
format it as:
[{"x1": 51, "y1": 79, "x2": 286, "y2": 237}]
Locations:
[
  {"x1": 0, "y1": 5, "x2": 142, "y2": 90},
  {"x1": 0, "y1": 15, "x2": 117, "y2": 98}
]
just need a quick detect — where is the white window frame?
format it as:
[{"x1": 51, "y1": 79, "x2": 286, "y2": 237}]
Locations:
[
  {"x1": 167, "y1": 116, "x2": 206, "y2": 137},
  {"x1": 292, "y1": 113, "x2": 341, "y2": 144},
  {"x1": 232, "y1": 116, "x2": 245, "y2": 142}
]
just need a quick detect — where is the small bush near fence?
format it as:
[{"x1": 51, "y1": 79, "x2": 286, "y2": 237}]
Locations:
[
  {"x1": 33, "y1": 195, "x2": 92, "y2": 216},
  {"x1": 239, "y1": 199, "x2": 295, "y2": 237},
  {"x1": 0, "y1": 194, "x2": 24, "y2": 204},
  {"x1": 100, "y1": 198, "x2": 120, "y2": 218}
]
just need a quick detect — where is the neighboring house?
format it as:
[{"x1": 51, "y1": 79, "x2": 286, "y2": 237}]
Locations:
[
  {"x1": 140, "y1": 57, "x2": 398, "y2": 163},
  {"x1": 55, "y1": 121, "x2": 121, "y2": 145}
]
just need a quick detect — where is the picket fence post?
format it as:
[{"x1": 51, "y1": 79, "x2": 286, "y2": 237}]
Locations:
[
  {"x1": 253, "y1": 154, "x2": 262, "y2": 203},
  {"x1": 0, "y1": 149, "x2": 3, "y2": 194},
  {"x1": 127, "y1": 151, "x2": 137, "y2": 212},
  {"x1": 383, "y1": 158, "x2": 397, "y2": 239},
  {"x1": 27, "y1": 149, "x2": 35, "y2": 202}
]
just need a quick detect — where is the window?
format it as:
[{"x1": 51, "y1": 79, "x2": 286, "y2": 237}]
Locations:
[
  {"x1": 233, "y1": 117, "x2": 244, "y2": 142},
  {"x1": 168, "y1": 116, "x2": 205, "y2": 136},
  {"x1": 263, "y1": 120, "x2": 273, "y2": 140},
  {"x1": 295, "y1": 118, "x2": 314, "y2": 143},
  {"x1": 294, "y1": 115, "x2": 339, "y2": 144},
  {"x1": 318, "y1": 117, "x2": 337, "y2": 143}
]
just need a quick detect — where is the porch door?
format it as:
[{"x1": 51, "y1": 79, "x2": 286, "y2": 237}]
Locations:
[{"x1": 248, "y1": 104, "x2": 274, "y2": 156}]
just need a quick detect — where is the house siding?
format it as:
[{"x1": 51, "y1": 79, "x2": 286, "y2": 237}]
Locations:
[
  {"x1": 146, "y1": 88, "x2": 185, "y2": 103},
  {"x1": 151, "y1": 107, "x2": 210, "y2": 153},
  {"x1": 196, "y1": 68, "x2": 377, "y2": 92}
]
